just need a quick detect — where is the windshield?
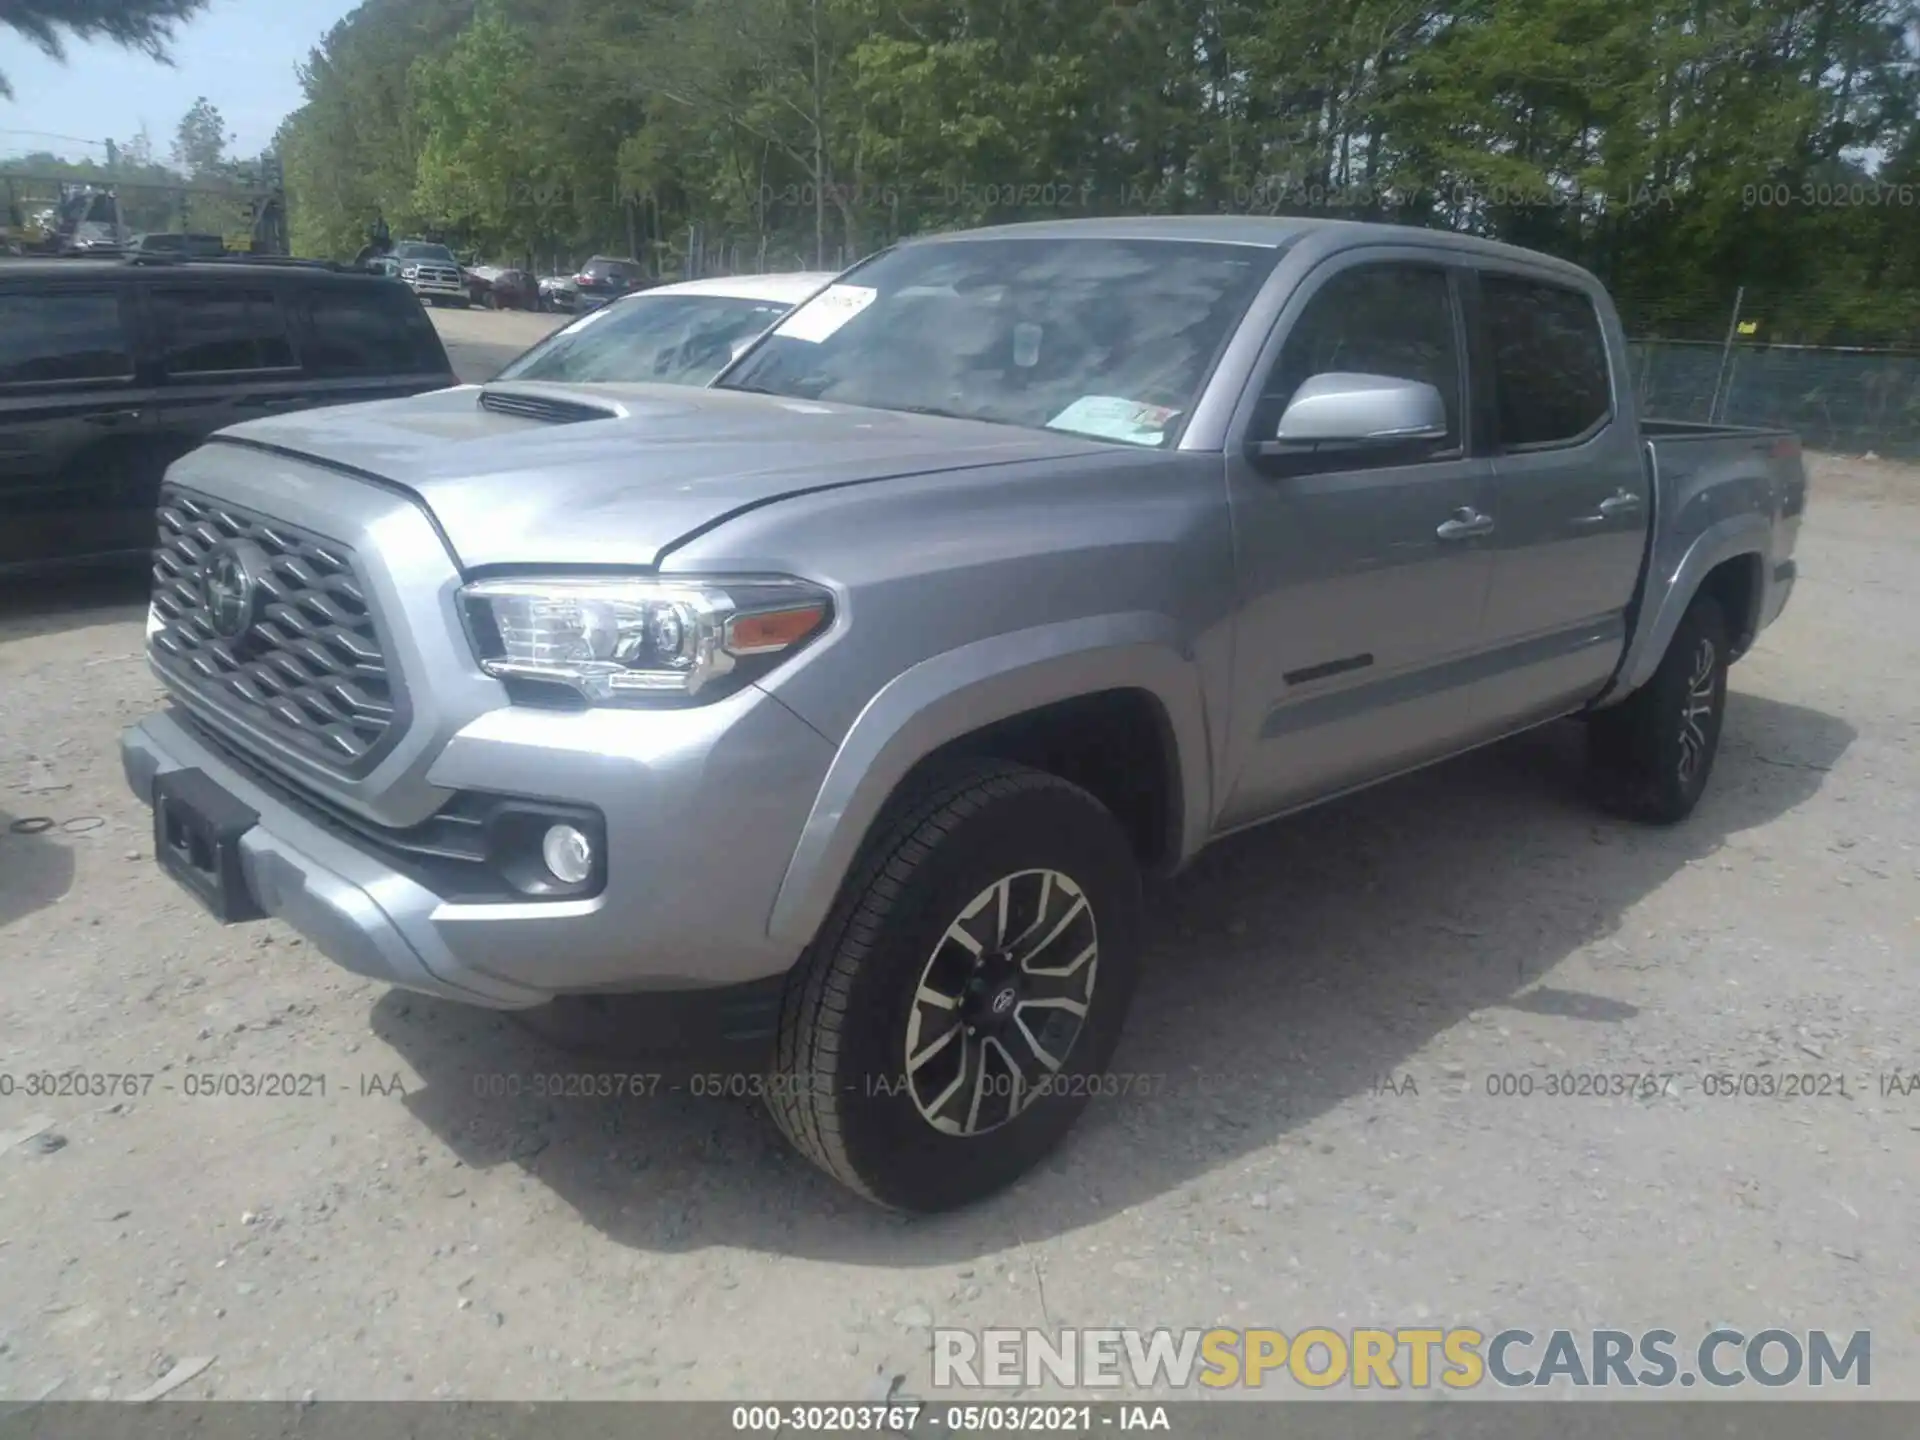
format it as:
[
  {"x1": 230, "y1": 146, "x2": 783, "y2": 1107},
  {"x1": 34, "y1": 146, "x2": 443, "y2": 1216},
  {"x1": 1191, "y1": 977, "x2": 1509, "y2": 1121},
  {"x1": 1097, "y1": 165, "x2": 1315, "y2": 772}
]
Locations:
[
  {"x1": 497, "y1": 293, "x2": 798, "y2": 386},
  {"x1": 394, "y1": 242, "x2": 455, "y2": 264},
  {"x1": 717, "y1": 237, "x2": 1277, "y2": 445}
]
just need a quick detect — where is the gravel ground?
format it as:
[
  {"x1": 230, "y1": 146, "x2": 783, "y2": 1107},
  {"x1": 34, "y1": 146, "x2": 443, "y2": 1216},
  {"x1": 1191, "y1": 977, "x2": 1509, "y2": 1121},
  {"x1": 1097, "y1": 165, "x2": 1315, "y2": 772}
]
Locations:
[
  {"x1": 430, "y1": 305, "x2": 566, "y2": 383},
  {"x1": 1, "y1": 318, "x2": 1916, "y2": 1402}
]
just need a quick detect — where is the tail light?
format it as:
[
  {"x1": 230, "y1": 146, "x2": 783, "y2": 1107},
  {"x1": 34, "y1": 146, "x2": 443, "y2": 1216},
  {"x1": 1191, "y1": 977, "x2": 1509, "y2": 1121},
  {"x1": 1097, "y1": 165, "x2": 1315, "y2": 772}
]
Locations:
[{"x1": 1769, "y1": 435, "x2": 1800, "y2": 460}]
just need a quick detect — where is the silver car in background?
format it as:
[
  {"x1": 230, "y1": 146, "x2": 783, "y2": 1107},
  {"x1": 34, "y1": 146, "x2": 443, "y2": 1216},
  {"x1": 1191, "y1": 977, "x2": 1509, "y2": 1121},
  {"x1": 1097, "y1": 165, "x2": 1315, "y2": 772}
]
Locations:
[{"x1": 495, "y1": 272, "x2": 835, "y2": 385}]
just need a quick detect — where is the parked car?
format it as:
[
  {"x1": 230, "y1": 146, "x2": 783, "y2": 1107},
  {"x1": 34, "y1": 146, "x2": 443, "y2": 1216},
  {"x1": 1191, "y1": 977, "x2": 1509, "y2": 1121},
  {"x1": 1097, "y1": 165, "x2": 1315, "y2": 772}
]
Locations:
[
  {"x1": 130, "y1": 232, "x2": 228, "y2": 260},
  {"x1": 466, "y1": 265, "x2": 542, "y2": 311},
  {"x1": 572, "y1": 255, "x2": 648, "y2": 312},
  {"x1": 121, "y1": 217, "x2": 1803, "y2": 1213},
  {"x1": 382, "y1": 240, "x2": 468, "y2": 307},
  {"x1": 0, "y1": 255, "x2": 455, "y2": 574},
  {"x1": 493, "y1": 272, "x2": 833, "y2": 384},
  {"x1": 537, "y1": 274, "x2": 578, "y2": 312}
]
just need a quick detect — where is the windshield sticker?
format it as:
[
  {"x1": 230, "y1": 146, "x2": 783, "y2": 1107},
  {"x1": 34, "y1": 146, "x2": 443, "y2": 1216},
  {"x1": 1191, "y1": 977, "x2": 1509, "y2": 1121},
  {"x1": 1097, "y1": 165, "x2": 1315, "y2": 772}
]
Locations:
[
  {"x1": 1046, "y1": 396, "x2": 1180, "y2": 446},
  {"x1": 773, "y1": 284, "x2": 878, "y2": 343}
]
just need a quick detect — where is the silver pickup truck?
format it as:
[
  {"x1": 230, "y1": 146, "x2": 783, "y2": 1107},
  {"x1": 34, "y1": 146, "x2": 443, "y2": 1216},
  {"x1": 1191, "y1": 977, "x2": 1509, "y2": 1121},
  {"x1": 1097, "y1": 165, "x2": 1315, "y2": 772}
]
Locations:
[{"x1": 122, "y1": 217, "x2": 1804, "y2": 1212}]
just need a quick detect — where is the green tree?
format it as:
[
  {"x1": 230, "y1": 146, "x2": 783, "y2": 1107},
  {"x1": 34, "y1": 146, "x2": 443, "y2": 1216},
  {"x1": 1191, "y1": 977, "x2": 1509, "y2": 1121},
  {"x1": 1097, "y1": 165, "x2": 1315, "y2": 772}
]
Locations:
[{"x1": 171, "y1": 95, "x2": 231, "y2": 176}]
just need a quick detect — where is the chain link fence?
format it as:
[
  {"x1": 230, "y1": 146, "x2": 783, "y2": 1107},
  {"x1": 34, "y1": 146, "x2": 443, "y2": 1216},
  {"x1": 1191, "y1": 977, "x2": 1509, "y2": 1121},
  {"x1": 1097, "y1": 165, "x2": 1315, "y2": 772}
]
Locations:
[{"x1": 1629, "y1": 338, "x2": 1920, "y2": 458}]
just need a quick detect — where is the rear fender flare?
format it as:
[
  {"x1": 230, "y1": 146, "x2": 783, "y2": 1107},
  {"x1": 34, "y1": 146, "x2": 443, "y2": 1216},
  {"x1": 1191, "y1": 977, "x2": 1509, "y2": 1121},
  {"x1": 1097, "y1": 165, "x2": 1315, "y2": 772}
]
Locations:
[{"x1": 1604, "y1": 514, "x2": 1769, "y2": 703}]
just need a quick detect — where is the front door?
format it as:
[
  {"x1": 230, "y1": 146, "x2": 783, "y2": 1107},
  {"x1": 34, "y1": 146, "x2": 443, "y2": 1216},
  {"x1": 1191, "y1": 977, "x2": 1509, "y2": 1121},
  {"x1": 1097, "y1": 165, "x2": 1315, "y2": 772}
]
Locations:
[{"x1": 1217, "y1": 255, "x2": 1499, "y2": 830}]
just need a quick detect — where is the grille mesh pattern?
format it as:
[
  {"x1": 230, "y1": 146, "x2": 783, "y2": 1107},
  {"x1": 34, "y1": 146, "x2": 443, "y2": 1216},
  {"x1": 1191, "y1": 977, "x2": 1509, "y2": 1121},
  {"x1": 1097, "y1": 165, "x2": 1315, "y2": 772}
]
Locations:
[{"x1": 150, "y1": 486, "x2": 399, "y2": 770}]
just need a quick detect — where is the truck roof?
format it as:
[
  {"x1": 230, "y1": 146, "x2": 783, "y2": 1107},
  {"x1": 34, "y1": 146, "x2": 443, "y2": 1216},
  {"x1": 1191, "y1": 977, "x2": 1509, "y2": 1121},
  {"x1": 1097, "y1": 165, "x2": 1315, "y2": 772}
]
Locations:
[{"x1": 923, "y1": 214, "x2": 1600, "y2": 284}]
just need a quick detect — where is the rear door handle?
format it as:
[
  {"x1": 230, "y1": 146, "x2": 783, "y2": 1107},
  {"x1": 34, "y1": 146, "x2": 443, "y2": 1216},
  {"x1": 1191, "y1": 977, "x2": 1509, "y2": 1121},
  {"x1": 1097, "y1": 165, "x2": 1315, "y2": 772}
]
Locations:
[
  {"x1": 84, "y1": 408, "x2": 142, "y2": 426},
  {"x1": 1574, "y1": 488, "x2": 1645, "y2": 526},
  {"x1": 237, "y1": 395, "x2": 296, "y2": 410},
  {"x1": 1436, "y1": 508, "x2": 1495, "y2": 541}
]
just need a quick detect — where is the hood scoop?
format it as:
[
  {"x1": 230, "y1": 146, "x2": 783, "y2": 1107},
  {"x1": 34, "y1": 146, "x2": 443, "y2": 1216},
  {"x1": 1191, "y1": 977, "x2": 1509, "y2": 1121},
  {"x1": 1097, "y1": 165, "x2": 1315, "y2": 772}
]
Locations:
[{"x1": 478, "y1": 386, "x2": 621, "y2": 426}]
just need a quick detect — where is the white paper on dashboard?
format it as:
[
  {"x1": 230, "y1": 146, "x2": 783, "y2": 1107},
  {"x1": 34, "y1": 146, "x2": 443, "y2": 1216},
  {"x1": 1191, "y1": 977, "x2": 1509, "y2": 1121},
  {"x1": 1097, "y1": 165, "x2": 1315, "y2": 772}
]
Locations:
[
  {"x1": 1045, "y1": 394, "x2": 1178, "y2": 446},
  {"x1": 773, "y1": 284, "x2": 878, "y2": 343}
]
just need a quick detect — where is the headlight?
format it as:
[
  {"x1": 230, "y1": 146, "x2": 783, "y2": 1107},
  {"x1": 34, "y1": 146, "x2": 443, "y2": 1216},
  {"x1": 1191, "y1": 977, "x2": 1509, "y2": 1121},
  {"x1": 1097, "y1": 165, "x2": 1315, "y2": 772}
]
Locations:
[
  {"x1": 401, "y1": 264, "x2": 420, "y2": 278},
  {"x1": 460, "y1": 575, "x2": 832, "y2": 706}
]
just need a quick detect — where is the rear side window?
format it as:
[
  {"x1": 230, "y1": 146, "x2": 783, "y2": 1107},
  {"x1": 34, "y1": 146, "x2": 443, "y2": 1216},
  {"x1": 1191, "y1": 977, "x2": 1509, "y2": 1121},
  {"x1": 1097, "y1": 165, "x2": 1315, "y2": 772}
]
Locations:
[
  {"x1": 298, "y1": 287, "x2": 445, "y2": 377},
  {"x1": 1480, "y1": 275, "x2": 1611, "y2": 447},
  {"x1": 0, "y1": 291, "x2": 134, "y2": 385},
  {"x1": 150, "y1": 286, "x2": 295, "y2": 374}
]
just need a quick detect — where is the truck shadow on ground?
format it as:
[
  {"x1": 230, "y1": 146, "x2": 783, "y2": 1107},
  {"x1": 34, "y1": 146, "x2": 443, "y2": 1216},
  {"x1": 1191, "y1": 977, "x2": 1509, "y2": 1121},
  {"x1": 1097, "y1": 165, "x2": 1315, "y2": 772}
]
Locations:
[
  {"x1": 372, "y1": 690, "x2": 1853, "y2": 1262},
  {"x1": 0, "y1": 567, "x2": 150, "y2": 644},
  {"x1": 0, "y1": 810, "x2": 77, "y2": 932}
]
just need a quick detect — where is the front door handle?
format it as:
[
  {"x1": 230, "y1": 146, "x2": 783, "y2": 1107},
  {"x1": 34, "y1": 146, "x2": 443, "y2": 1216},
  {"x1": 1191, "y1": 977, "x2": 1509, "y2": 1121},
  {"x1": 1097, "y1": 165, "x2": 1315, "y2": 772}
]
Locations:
[
  {"x1": 237, "y1": 395, "x2": 296, "y2": 410},
  {"x1": 84, "y1": 408, "x2": 142, "y2": 426},
  {"x1": 1436, "y1": 507, "x2": 1495, "y2": 541}
]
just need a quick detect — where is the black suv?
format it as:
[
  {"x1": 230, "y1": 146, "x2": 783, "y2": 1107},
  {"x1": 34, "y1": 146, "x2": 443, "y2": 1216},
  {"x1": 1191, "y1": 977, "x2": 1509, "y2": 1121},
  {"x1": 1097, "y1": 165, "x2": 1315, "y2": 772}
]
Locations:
[{"x1": 0, "y1": 256, "x2": 456, "y2": 574}]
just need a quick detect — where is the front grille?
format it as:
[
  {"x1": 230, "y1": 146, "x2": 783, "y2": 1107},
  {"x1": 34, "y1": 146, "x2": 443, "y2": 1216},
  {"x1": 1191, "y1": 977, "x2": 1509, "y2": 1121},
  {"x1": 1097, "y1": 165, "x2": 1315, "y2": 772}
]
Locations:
[{"x1": 150, "y1": 487, "x2": 403, "y2": 774}]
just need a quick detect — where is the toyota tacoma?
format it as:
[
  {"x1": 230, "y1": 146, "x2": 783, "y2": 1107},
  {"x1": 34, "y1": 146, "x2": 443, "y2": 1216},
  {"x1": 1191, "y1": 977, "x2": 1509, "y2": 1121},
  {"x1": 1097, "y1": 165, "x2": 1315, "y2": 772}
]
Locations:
[{"x1": 122, "y1": 217, "x2": 1804, "y2": 1212}]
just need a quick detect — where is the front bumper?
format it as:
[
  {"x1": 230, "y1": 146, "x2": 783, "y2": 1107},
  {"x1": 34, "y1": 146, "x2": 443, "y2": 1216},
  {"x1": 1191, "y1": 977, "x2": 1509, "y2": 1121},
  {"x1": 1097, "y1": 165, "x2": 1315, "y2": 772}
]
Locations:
[
  {"x1": 409, "y1": 279, "x2": 467, "y2": 299},
  {"x1": 123, "y1": 686, "x2": 834, "y2": 1011}
]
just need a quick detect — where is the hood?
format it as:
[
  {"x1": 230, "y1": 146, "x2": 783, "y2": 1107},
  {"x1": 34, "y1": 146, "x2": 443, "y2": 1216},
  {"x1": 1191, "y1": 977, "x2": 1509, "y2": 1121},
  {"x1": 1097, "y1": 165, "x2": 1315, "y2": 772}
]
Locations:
[{"x1": 213, "y1": 382, "x2": 1109, "y2": 570}]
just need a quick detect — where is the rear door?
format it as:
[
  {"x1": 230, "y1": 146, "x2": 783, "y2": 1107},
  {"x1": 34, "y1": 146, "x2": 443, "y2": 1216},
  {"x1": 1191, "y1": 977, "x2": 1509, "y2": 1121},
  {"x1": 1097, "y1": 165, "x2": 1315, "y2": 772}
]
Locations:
[
  {"x1": 1473, "y1": 270, "x2": 1651, "y2": 723},
  {"x1": 0, "y1": 280, "x2": 150, "y2": 568},
  {"x1": 288, "y1": 281, "x2": 455, "y2": 404},
  {"x1": 141, "y1": 278, "x2": 305, "y2": 463}
]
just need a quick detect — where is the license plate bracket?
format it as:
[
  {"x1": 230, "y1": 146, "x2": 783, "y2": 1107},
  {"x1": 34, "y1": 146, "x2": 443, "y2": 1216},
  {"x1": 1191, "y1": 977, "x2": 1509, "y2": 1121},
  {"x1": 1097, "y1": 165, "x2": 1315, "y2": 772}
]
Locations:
[{"x1": 153, "y1": 767, "x2": 266, "y2": 923}]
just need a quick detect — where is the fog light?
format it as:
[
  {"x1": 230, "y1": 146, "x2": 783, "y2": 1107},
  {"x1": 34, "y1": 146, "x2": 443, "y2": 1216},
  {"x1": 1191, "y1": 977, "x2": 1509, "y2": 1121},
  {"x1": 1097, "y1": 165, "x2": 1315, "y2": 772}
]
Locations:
[{"x1": 541, "y1": 824, "x2": 594, "y2": 885}]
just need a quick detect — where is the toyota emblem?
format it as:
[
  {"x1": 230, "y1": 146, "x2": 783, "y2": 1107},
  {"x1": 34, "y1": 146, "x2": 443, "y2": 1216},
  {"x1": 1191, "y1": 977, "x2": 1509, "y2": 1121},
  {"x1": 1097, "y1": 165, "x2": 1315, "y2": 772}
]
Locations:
[
  {"x1": 990, "y1": 986, "x2": 1017, "y2": 1017},
  {"x1": 202, "y1": 540, "x2": 270, "y2": 640}
]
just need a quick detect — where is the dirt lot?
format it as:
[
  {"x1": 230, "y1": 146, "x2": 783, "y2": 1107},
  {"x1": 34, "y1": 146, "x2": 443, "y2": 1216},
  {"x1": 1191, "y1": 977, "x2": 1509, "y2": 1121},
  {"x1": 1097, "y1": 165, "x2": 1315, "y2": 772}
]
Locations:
[
  {"x1": 430, "y1": 305, "x2": 567, "y2": 383},
  {"x1": 2, "y1": 330, "x2": 1917, "y2": 1401}
]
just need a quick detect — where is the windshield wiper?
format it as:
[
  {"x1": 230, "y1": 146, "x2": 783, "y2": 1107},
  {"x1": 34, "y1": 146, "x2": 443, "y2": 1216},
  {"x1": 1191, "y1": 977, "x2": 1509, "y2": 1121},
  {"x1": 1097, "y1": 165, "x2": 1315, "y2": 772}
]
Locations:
[{"x1": 879, "y1": 402, "x2": 975, "y2": 423}]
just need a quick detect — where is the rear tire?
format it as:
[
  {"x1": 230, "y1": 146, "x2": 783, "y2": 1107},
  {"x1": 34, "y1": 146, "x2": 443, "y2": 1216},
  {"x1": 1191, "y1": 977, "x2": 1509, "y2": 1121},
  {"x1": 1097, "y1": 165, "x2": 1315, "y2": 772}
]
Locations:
[
  {"x1": 1588, "y1": 594, "x2": 1730, "y2": 824},
  {"x1": 766, "y1": 760, "x2": 1143, "y2": 1213}
]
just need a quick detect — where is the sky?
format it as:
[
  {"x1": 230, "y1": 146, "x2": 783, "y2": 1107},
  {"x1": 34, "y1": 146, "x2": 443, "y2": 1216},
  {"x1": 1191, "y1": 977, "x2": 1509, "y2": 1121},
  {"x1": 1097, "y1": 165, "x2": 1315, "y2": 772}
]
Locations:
[{"x1": 0, "y1": 0, "x2": 359, "y2": 165}]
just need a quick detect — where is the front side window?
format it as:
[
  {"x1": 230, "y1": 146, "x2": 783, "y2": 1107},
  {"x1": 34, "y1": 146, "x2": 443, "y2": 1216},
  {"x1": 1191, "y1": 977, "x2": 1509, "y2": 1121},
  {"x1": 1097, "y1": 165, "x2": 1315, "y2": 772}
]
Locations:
[
  {"x1": 1481, "y1": 274, "x2": 1612, "y2": 447},
  {"x1": 1259, "y1": 262, "x2": 1463, "y2": 453},
  {"x1": 719, "y1": 237, "x2": 1278, "y2": 446},
  {"x1": 498, "y1": 294, "x2": 796, "y2": 386},
  {"x1": 151, "y1": 287, "x2": 295, "y2": 374},
  {"x1": 0, "y1": 291, "x2": 133, "y2": 385}
]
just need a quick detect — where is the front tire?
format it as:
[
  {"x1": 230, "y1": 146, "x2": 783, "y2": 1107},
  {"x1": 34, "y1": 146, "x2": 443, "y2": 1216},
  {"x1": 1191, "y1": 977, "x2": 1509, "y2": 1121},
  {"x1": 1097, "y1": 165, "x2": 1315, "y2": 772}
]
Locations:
[
  {"x1": 767, "y1": 761, "x2": 1143, "y2": 1213},
  {"x1": 1588, "y1": 594, "x2": 1730, "y2": 824}
]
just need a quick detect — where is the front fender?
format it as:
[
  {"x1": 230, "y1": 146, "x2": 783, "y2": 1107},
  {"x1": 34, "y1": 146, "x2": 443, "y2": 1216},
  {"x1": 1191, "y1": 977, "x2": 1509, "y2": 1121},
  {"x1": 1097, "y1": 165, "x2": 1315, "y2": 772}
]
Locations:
[
  {"x1": 1605, "y1": 514, "x2": 1769, "y2": 703},
  {"x1": 764, "y1": 612, "x2": 1211, "y2": 950}
]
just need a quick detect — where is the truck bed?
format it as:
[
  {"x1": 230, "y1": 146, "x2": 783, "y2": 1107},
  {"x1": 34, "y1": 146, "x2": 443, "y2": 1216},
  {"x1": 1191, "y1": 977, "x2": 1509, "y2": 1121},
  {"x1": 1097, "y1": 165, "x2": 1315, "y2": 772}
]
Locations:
[{"x1": 1640, "y1": 416, "x2": 1796, "y2": 442}]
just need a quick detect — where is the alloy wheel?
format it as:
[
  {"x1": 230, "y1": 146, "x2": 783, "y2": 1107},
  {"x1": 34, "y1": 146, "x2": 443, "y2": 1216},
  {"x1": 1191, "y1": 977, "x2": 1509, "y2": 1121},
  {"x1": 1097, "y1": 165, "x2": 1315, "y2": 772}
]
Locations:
[
  {"x1": 903, "y1": 869, "x2": 1098, "y2": 1136},
  {"x1": 1676, "y1": 636, "x2": 1718, "y2": 786}
]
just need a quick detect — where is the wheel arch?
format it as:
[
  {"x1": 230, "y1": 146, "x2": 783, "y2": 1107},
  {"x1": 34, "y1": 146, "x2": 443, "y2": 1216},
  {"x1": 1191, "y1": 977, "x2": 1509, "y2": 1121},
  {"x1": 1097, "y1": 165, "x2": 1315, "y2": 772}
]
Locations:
[
  {"x1": 765, "y1": 613, "x2": 1211, "y2": 951},
  {"x1": 1601, "y1": 516, "x2": 1770, "y2": 704}
]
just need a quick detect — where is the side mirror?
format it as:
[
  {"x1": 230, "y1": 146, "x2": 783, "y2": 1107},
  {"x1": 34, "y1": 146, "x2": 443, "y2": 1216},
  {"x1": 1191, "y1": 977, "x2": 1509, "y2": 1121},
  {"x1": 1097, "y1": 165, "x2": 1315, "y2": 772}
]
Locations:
[{"x1": 1259, "y1": 372, "x2": 1448, "y2": 454}]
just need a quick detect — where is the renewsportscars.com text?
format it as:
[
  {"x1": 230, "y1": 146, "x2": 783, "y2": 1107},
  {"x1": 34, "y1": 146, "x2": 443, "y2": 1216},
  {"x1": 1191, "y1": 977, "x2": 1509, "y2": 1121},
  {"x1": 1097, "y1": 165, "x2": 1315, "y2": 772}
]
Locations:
[{"x1": 932, "y1": 1327, "x2": 1871, "y2": 1391}]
